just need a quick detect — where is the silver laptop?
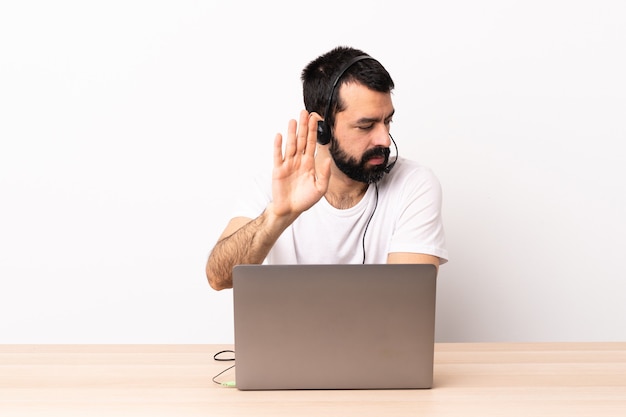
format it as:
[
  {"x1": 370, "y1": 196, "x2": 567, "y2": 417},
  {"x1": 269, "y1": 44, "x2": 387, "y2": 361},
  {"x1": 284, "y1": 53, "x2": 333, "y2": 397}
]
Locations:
[{"x1": 232, "y1": 263, "x2": 438, "y2": 390}]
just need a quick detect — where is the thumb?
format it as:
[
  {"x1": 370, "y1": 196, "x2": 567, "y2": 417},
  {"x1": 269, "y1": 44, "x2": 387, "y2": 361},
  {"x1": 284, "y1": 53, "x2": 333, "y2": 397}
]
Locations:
[{"x1": 315, "y1": 152, "x2": 332, "y2": 194}]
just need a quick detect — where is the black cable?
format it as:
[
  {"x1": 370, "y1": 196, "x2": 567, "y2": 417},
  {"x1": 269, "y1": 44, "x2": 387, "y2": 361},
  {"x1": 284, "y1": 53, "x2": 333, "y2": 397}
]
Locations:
[
  {"x1": 212, "y1": 350, "x2": 236, "y2": 387},
  {"x1": 213, "y1": 350, "x2": 235, "y2": 361},
  {"x1": 361, "y1": 183, "x2": 379, "y2": 264}
]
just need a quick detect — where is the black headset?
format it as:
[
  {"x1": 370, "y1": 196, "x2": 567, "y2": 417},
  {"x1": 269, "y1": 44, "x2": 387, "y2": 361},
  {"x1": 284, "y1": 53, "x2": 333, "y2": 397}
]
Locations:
[{"x1": 315, "y1": 54, "x2": 399, "y2": 174}]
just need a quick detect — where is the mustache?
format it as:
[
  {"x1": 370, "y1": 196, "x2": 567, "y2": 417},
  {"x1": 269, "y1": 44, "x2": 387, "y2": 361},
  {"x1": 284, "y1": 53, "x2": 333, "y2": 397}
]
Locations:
[{"x1": 361, "y1": 146, "x2": 390, "y2": 163}]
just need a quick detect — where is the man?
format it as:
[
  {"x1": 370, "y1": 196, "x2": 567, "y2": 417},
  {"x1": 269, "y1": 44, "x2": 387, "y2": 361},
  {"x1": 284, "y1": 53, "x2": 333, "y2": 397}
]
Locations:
[{"x1": 206, "y1": 46, "x2": 448, "y2": 291}]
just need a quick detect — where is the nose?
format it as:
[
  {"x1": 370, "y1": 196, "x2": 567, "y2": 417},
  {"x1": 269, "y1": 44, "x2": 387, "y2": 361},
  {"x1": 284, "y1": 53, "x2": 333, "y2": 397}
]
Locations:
[{"x1": 372, "y1": 124, "x2": 391, "y2": 148}]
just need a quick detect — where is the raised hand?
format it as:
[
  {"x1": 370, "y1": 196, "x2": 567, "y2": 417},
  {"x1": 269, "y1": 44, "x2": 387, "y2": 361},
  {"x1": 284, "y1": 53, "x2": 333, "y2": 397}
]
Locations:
[
  {"x1": 271, "y1": 110, "x2": 331, "y2": 219},
  {"x1": 206, "y1": 110, "x2": 332, "y2": 290}
]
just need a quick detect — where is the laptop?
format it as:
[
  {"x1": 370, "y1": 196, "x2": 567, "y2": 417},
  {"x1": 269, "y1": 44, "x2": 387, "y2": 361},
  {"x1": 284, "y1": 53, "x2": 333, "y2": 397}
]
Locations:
[{"x1": 232, "y1": 263, "x2": 438, "y2": 390}]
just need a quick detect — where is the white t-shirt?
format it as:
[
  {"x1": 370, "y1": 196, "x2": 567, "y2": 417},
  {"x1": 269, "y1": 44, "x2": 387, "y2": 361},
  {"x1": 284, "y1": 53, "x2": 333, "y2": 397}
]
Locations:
[{"x1": 233, "y1": 157, "x2": 448, "y2": 265}]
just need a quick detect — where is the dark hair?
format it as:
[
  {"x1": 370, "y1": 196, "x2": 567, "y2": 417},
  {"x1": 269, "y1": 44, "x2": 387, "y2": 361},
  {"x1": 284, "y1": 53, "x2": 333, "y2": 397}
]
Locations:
[{"x1": 301, "y1": 46, "x2": 394, "y2": 131}]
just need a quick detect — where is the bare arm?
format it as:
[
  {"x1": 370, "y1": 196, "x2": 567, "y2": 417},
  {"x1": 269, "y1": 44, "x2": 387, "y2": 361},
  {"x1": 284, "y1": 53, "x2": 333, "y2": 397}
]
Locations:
[
  {"x1": 387, "y1": 252, "x2": 440, "y2": 272},
  {"x1": 206, "y1": 209, "x2": 296, "y2": 290},
  {"x1": 206, "y1": 110, "x2": 331, "y2": 290}
]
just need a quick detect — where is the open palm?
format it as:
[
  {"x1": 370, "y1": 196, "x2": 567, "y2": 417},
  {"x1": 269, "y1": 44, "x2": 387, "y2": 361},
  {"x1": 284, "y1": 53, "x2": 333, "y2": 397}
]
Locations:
[{"x1": 272, "y1": 110, "x2": 331, "y2": 218}]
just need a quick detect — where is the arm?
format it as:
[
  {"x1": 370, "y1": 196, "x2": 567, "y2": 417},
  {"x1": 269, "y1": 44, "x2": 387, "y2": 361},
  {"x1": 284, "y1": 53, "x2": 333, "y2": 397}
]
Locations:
[
  {"x1": 205, "y1": 209, "x2": 295, "y2": 291},
  {"x1": 387, "y1": 252, "x2": 440, "y2": 272},
  {"x1": 206, "y1": 110, "x2": 331, "y2": 290}
]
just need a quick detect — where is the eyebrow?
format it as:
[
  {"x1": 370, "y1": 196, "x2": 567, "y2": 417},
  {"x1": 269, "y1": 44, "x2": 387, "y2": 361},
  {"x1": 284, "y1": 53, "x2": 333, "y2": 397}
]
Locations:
[{"x1": 354, "y1": 109, "x2": 395, "y2": 125}]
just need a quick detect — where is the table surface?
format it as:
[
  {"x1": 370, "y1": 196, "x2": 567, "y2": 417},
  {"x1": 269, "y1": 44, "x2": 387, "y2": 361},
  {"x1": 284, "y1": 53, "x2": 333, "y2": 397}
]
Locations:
[{"x1": 1, "y1": 342, "x2": 625, "y2": 416}]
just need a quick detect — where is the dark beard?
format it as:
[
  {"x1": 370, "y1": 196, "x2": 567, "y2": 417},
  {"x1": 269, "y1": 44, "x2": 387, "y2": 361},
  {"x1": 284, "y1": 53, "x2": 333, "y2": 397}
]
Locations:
[{"x1": 330, "y1": 140, "x2": 391, "y2": 184}]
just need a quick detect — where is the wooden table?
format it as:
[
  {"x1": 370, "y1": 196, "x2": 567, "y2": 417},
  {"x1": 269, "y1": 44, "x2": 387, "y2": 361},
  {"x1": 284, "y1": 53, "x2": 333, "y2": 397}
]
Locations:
[{"x1": 1, "y1": 343, "x2": 625, "y2": 416}]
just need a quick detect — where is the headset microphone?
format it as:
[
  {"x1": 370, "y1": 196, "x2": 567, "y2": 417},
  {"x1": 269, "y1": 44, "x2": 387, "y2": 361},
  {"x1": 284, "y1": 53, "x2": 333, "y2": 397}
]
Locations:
[{"x1": 384, "y1": 134, "x2": 399, "y2": 174}]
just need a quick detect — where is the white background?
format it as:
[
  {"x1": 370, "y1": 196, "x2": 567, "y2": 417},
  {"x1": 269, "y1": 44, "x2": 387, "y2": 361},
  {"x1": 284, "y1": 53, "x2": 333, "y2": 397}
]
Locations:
[{"x1": 1, "y1": 0, "x2": 625, "y2": 343}]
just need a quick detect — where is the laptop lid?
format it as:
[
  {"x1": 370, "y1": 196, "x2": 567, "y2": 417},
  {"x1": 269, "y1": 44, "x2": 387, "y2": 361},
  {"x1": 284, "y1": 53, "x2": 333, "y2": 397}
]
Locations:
[{"x1": 232, "y1": 264, "x2": 438, "y2": 390}]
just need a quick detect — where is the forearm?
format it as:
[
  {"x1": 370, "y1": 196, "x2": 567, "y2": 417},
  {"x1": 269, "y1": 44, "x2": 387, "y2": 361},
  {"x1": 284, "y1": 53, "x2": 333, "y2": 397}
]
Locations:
[
  {"x1": 207, "y1": 111, "x2": 327, "y2": 291},
  {"x1": 206, "y1": 206, "x2": 295, "y2": 290}
]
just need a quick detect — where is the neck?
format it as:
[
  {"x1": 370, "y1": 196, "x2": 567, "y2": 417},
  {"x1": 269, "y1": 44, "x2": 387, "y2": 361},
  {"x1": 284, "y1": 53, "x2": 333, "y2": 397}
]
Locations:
[{"x1": 324, "y1": 169, "x2": 369, "y2": 209}]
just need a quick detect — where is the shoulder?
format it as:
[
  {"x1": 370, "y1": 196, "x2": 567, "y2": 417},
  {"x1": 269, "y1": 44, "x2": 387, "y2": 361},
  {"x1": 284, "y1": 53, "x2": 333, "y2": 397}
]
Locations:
[{"x1": 381, "y1": 157, "x2": 441, "y2": 191}]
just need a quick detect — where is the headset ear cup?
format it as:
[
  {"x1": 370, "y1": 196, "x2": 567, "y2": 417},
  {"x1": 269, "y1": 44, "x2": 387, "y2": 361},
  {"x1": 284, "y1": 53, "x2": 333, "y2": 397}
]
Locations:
[{"x1": 317, "y1": 120, "x2": 330, "y2": 145}]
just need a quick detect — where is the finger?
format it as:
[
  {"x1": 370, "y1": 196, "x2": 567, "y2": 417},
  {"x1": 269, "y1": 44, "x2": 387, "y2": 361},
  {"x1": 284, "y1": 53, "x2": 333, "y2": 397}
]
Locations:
[
  {"x1": 306, "y1": 112, "x2": 323, "y2": 156},
  {"x1": 296, "y1": 110, "x2": 309, "y2": 155},
  {"x1": 273, "y1": 133, "x2": 284, "y2": 167},
  {"x1": 283, "y1": 118, "x2": 298, "y2": 158},
  {"x1": 315, "y1": 152, "x2": 332, "y2": 194}
]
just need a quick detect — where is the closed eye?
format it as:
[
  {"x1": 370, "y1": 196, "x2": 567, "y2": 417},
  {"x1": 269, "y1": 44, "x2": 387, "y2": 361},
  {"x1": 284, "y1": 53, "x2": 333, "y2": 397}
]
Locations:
[{"x1": 355, "y1": 112, "x2": 394, "y2": 130}]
